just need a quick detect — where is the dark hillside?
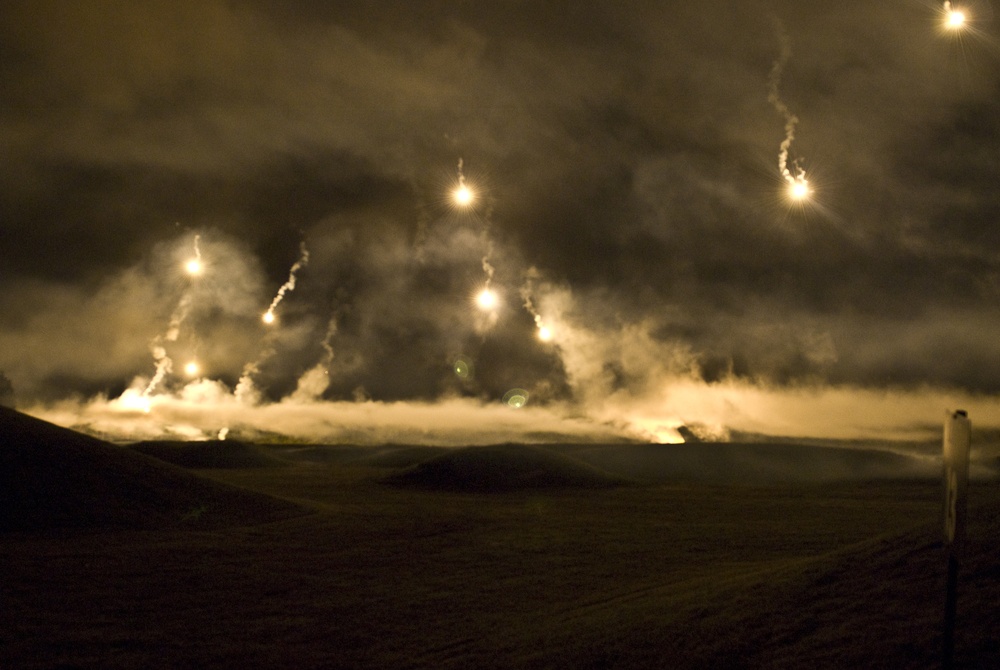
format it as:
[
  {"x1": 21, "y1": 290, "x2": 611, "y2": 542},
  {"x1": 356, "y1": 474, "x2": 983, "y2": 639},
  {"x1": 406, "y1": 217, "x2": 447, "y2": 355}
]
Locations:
[
  {"x1": 386, "y1": 443, "x2": 625, "y2": 492},
  {"x1": 0, "y1": 407, "x2": 303, "y2": 532},
  {"x1": 131, "y1": 439, "x2": 288, "y2": 469}
]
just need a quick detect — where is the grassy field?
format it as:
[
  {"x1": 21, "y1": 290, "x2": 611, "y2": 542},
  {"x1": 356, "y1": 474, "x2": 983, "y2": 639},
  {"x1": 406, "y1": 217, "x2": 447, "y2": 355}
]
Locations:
[{"x1": 2, "y1": 410, "x2": 1000, "y2": 668}]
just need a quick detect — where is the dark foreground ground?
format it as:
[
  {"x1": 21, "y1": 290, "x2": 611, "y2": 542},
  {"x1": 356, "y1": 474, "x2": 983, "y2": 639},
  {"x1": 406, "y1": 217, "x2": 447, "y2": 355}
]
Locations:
[{"x1": 2, "y1": 412, "x2": 999, "y2": 668}]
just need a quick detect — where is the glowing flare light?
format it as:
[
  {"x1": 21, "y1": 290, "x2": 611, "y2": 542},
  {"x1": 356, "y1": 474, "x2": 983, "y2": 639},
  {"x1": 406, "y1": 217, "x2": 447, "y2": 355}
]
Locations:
[
  {"x1": 944, "y1": 2, "x2": 966, "y2": 30},
  {"x1": 476, "y1": 288, "x2": 498, "y2": 311},
  {"x1": 453, "y1": 184, "x2": 474, "y2": 207},
  {"x1": 788, "y1": 177, "x2": 810, "y2": 201}
]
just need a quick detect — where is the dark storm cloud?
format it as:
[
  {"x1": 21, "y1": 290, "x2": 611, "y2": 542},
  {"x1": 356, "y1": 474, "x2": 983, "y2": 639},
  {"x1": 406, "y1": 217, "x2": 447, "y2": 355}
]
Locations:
[{"x1": 2, "y1": 0, "x2": 999, "y2": 438}]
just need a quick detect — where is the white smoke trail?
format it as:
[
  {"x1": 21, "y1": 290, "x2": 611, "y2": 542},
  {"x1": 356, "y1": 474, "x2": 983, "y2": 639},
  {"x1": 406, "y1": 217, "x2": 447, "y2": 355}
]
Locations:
[
  {"x1": 143, "y1": 234, "x2": 201, "y2": 396},
  {"x1": 234, "y1": 361, "x2": 262, "y2": 405},
  {"x1": 767, "y1": 19, "x2": 807, "y2": 187},
  {"x1": 241, "y1": 242, "x2": 310, "y2": 399},
  {"x1": 142, "y1": 344, "x2": 173, "y2": 397},
  {"x1": 263, "y1": 241, "x2": 310, "y2": 321},
  {"x1": 482, "y1": 245, "x2": 495, "y2": 286},
  {"x1": 291, "y1": 317, "x2": 338, "y2": 402},
  {"x1": 520, "y1": 267, "x2": 549, "y2": 337}
]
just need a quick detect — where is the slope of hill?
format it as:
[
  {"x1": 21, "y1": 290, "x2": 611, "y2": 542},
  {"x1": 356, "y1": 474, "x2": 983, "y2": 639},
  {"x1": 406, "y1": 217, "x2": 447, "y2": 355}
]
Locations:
[
  {"x1": 130, "y1": 439, "x2": 288, "y2": 469},
  {"x1": 0, "y1": 407, "x2": 304, "y2": 532},
  {"x1": 386, "y1": 443, "x2": 625, "y2": 492},
  {"x1": 560, "y1": 442, "x2": 938, "y2": 484}
]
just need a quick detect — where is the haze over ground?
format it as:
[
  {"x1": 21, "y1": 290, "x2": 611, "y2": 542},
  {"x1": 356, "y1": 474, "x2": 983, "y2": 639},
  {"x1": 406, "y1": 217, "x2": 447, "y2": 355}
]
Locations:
[{"x1": 2, "y1": 1, "x2": 998, "y2": 444}]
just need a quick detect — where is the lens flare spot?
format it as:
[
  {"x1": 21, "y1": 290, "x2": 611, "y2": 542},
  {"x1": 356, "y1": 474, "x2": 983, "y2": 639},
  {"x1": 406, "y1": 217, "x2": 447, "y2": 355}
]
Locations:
[
  {"x1": 262, "y1": 311, "x2": 276, "y2": 325},
  {"x1": 502, "y1": 388, "x2": 529, "y2": 409},
  {"x1": 453, "y1": 357, "x2": 475, "y2": 380},
  {"x1": 476, "y1": 289, "x2": 498, "y2": 311}
]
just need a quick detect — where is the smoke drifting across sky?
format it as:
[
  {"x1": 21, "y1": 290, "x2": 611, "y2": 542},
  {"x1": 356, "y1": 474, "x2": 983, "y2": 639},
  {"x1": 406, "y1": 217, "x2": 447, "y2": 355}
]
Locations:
[{"x1": 1, "y1": 1, "x2": 999, "y2": 445}]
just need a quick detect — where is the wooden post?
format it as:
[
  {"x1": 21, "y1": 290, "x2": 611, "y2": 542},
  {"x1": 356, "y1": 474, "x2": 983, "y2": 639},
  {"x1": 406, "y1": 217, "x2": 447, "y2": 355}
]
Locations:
[{"x1": 942, "y1": 409, "x2": 971, "y2": 670}]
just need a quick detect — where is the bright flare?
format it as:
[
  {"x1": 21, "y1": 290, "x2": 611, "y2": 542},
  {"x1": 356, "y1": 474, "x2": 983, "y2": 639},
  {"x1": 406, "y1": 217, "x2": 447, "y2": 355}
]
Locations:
[
  {"x1": 537, "y1": 326, "x2": 553, "y2": 342},
  {"x1": 476, "y1": 288, "x2": 498, "y2": 311},
  {"x1": 262, "y1": 311, "x2": 276, "y2": 324},
  {"x1": 184, "y1": 361, "x2": 200, "y2": 377},
  {"x1": 453, "y1": 184, "x2": 474, "y2": 207},
  {"x1": 944, "y1": 2, "x2": 966, "y2": 29},
  {"x1": 185, "y1": 258, "x2": 203, "y2": 275},
  {"x1": 788, "y1": 178, "x2": 810, "y2": 201}
]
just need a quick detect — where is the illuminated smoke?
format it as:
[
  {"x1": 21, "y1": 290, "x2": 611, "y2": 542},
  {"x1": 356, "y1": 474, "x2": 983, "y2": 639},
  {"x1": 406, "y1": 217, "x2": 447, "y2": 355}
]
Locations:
[
  {"x1": 482, "y1": 248, "x2": 495, "y2": 286},
  {"x1": 234, "y1": 361, "x2": 262, "y2": 405},
  {"x1": 239, "y1": 243, "x2": 309, "y2": 401},
  {"x1": 143, "y1": 235, "x2": 202, "y2": 396},
  {"x1": 767, "y1": 19, "x2": 808, "y2": 194},
  {"x1": 142, "y1": 345, "x2": 173, "y2": 397},
  {"x1": 185, "y1": 234, "x2": 203, "y2": 275},
  {"x1": 453, "y1": 157, "x2": 474, "y2": 206},
  {"x1": 263, "y1": 241, "x2": 310, "y2": 324},
  {"x1": 520, "y1": 267, "x2": 553, "y2": 342},
  {"x1": 290, "y1": 317, "x2": 338, "y2": 402}
]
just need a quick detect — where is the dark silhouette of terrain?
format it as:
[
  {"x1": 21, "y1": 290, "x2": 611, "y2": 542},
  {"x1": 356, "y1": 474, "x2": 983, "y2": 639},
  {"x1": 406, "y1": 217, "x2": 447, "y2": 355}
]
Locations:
[
  {"x1": 0, "y1": 406, "x2": 303, "y2": 532},
  {"x1": 4, "y1": 407, "x2": 1000, "y2": 668},
  {"x1": 386, "y1": 443, "x2": 625, "y2": 491}
]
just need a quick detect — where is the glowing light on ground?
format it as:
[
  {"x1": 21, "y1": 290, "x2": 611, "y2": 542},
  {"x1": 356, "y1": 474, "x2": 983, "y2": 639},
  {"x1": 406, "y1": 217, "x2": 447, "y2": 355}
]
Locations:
[
  {"x1": 262, "y1": 311, "x2": 275, "y2": 325},
  {"x1": 476, "y1": 288, "x2": 498, "y2": 311},
  {"x1": 184, "y1": 361, "x2": 200, "y2": 377}
]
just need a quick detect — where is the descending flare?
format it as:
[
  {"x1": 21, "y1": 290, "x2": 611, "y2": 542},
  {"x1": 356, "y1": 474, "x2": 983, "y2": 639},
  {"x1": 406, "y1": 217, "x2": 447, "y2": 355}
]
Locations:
[
  {"x1": 476, "y1": 288, "x2": 498, "y2": 311},
  {"x1": 768, "y1": 20, "x2": 810, "y2": 200},
  {"x1": 453, "y1": 157, "x2": 474, "y2": 207},
  {"x1": 520, "y1": 268, "x2": 554, "y2": 343},
  {"x1": 183, "y1": 361, "x2": 200, "y2": 377},
  {"x1": 185, "y1": 234, "x2": 203, "y2": 275},
  {"x1": 944, "y1": 2, "x2": 966, "y2": 29},
  {"x1": 263, "y1": 241, "x2": 309, "y2": 324},
  {"x1": 788, "y1": 177, "x2": 810, "y2": 201}
]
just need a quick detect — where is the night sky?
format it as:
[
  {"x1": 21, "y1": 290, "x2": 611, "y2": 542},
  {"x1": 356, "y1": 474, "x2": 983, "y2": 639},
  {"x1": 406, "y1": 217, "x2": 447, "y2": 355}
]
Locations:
[{"x1": 2, "y1": 1, "x2": 998, "y2": 444}]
